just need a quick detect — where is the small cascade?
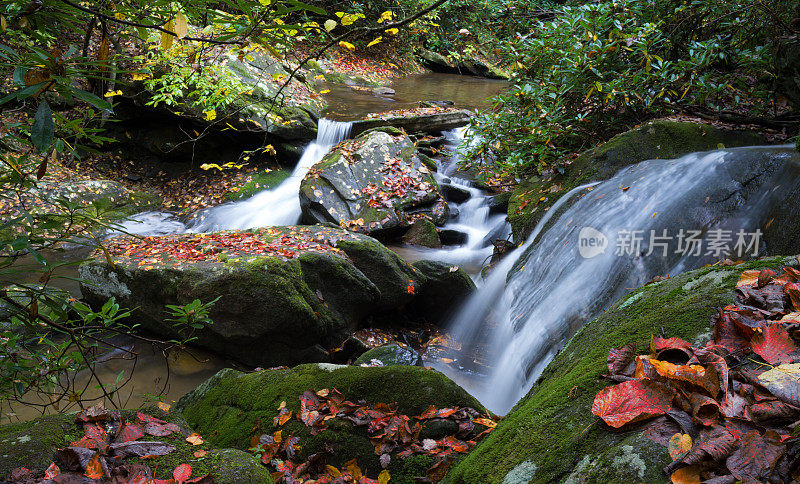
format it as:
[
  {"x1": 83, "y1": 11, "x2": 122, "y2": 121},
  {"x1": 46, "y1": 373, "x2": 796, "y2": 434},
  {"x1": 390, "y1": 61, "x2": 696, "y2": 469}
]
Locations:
[
  {"x1": 445, "y1": 145, "x2": 800, "y2": 414},
  {"x1": 408, "y1": 128, "x2": 510, "y2": 271},
  {"x1": 189, "y1": 119, "x2": 353, "y2": 231}
]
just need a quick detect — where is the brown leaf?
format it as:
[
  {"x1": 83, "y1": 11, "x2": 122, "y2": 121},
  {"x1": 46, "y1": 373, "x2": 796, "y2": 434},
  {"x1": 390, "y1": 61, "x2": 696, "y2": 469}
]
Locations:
[
  {"x1": 725, "y1": 430, "x2": 784, "y2": 481},
  {"x1": 75, "y1": 403, "x2": 112, "y2": 423},
  {"x1": 607, "y1": 343, "x2": 637, "y2": 376},
  {"x1": 670, "y1": 465, "x2": 702, "y2": 484},
  {"x1": 592, "y1": 379, "x2": 674, "y2": 428},
  {"x1": 786, "y1": 283, "x2": 800, "y2": 310},
  {"x1": 84, "y1": 452, "x2": 103, "y2": 479},
  {"x1": 110, "y1": 441, "x2": 175, "y2": 458}
]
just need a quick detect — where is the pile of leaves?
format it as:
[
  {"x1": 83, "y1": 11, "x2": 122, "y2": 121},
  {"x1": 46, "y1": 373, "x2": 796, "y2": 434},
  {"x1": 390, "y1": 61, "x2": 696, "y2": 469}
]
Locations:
[
  {"x1": 102, "y1": 226, "x2": 351, "y2": 267},
  {"x1": 362, "y1": 155, "x2": 435, "y2": 210},
  {"x1": 9, "y1": 404, "x2": 210, "y2": 483},
  {"x1": 251, "y1": 388, "x2": 497, "y2": 483},
  {"x1": 363, "y1": 106, "x2": 462, "y2": 121},
  {"x1": 592, "y1": 266, "x2": 800, "y2": 482}
]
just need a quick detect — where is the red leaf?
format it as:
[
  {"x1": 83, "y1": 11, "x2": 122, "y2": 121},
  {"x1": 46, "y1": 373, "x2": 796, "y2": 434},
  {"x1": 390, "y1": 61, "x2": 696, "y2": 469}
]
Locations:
[
  {"x1": 44, "y1": 462, "x2": 60, "y2": 479},
  {"x1": 84, "y1": 452, "x2": 104, "y2": 479},
  {"x1": 785, "y1": 283, "x2": 800, "y2": 309},
  {"x1": 751, "y1": 323, "x2": 800, "y2": 365},
  {"x1": 592, "y1": 379, "x2": 674, "y2": 428},
  {"x1": 713, "y1": 311, "x2": 751, "y2": 355},
  {"x1": 726, "y1": 430, "x2": 784, "y2": 481},
  {"x1": 115, "y1": 421, "x2": 145, "y2": 444},
  {"x1": 174, "y1": 463, "x2": 192, "y2": 483}
]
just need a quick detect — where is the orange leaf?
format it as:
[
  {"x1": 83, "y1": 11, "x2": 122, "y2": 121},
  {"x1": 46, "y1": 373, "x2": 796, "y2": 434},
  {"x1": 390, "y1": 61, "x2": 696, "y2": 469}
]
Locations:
[
  {"x1": 670, "y1": 465, "x2": 702, "y2": 484},
  {"x1": 472, "y1": 417, "x2": 497, "y2": 428},
  {"x1": 345, "y1": 458, "x2": 363, "y2": 480},
  {"x1": 591, "y1": 379, "x2": 674, "y2": 428},
  {"x1": 84, "y1": 452, "x2": 103, "y2": 479},
  {"x1": 193, "y1": 449, "x2": 207, "y2": 458},
  {"x1": 174, "y1": 463, "x2": 192, "y2": 483},
  {"x1": 44, "y1": 463, "x2": 60, "y2": 479},
  {"x1": 185, "y1": 433, "x2": 204, "y2": 445},
  {"x1": 737, "y1": 269, "x2": 759, "y2": 288}
]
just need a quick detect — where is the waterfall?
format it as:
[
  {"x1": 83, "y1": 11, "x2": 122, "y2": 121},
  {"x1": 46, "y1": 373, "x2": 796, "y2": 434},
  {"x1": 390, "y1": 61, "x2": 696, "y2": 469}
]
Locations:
[
  {"x1": 445, "y1": 145, "x2": 800, "y2": 414},
  {"x1": 189, "y1": 119, "x2": 353, "y2": 231}
]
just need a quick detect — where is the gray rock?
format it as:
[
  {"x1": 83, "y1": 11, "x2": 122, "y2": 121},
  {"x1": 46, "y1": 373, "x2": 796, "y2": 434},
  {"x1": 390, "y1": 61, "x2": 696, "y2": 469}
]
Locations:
[{"x1": 402, "y1": 219, "x2": 442, "y2": 248}]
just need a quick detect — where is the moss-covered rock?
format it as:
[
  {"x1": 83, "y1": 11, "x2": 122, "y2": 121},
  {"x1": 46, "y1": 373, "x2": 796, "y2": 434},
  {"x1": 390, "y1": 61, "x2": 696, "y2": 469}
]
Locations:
[
  {"x1": 79, "y1": 225, "x2": 474, "y2": 366},
  {"x1": 444, "y1": 255, "x2": 798, "y2": 484},
  {"x1": 177, "y1": 364, "x2": 485, "y2": 482},
  {"x1": 416, "y1": 49, "x2": 509, "y2": 80},
  {"x1": 299, "y1": 130, "x2": 449, "y2": 236},
  {"x1": 352, "y1": 343, "x2": 423, "y2": 366},
  {"x1": 508, "y1": 120, "x2": 769, "y2": 242},
  {"x1": 402, "y1": 219, "x2": 442, "y2": 248},
  {"x1": 224, "y1": 169, "x2": 291, "y2": 201},
  {"x1": 0, "y1": 405, "x2": 272, "y2": 483}
]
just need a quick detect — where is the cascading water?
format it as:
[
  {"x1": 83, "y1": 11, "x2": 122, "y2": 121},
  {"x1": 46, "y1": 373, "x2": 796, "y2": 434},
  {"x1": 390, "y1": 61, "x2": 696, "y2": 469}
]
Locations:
[
  {"x1": 116, "y1": 119, "x2": 353, "y2": 236},
  {"x1": 405, "y1": 128, "x2": 510, "y2": 271},
  {"x1": 445, "y1": 145, "x2": 800, "y2": 414},
  {"x1": 189, "y1": 119, "x2": 353, "y2": 231}
]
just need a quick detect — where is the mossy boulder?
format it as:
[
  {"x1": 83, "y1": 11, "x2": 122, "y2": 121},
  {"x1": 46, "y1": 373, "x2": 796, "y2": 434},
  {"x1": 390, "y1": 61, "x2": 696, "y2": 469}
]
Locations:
[
  {"x1": 177, "y1": 364, "x2": 486, "y2": 482},
  {"x1": 508, "y1": 120, "x2": 769, "y2": 242},
  {"x1": 445, "y1": 255, "x2": 798, "y2": 484},
  {"x1": 0, "y1": 406, "x2": 272, "y2": 483},
  {"x1": 402, "y1": 219, "x2": 442, "y2": 248},
  {"x1": 78, "y1": 225, "x2": 474, "y2": 366},
  {"x1": 416, "y1": 49, "x2": 508, "y2": 80},
  {"x1": 299, "y1": 130, "x2": 449, "y2": 236},
  {"x1": 349, "y1": 109, "x2": 474, "y2": 137},
  {"x1": 352, "y1": 343, "x2": 423, "y2": 366}
]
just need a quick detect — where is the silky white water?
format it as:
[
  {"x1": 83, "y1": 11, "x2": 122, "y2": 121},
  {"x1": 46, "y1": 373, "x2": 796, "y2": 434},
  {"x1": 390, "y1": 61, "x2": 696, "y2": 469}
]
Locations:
[
  {"x1": 116, "y1": 119, "x2": 353, "y2": 236},
  {"x1": 444, "y1": 145, "x2": 800, "y2": 414}
]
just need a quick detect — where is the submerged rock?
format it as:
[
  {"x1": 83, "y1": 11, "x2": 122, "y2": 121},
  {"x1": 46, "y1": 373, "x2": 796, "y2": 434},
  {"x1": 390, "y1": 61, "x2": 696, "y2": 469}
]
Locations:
[
  {"x1": 79, "y1": 225, "x2": 474, "y2": 366},
  {"x1": 177, "y1": 363, "x2": 488, "y2": 481},
  {"x1": 299, "y1": 129, "x2": 449, "y2": 236},
  {"x1": 445, "y1": 256, "x2": 798, "y2": 484}
]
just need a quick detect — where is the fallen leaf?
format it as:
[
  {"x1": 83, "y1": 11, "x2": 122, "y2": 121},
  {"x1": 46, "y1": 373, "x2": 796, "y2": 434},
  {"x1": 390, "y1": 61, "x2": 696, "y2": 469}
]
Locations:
[
  {"x1": 174, "y1": 463, "x2": 192, "y2": 483},
  {"x1": 757, "y1": 363, "x2": 800, "y2": 407},
  {"x1": 592, "y1": 379, "x2": 674, "y2": 428},
  {"x1": 186, "y1": 433, "x2": 204, "y2": 446},
  {"x1": 193, "y1": 449, "x2": 207, "y2": 458},
  {"x1": 751, "y1": 323, "x2": 800, "y2": 365},
  {"x1": 668, "y1": 433, "x2": 693, "y2": 460},
  {"x1": 84, "y1": 452, "x2": 103, "y2": 479}
]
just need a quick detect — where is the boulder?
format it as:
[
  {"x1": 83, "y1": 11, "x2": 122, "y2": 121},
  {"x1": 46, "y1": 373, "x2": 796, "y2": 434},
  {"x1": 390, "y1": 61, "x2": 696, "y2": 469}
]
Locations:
[
  {"x1": 776, "y1": 38, "x2": 800, "y2": 112},
  {"x1": 440, "y1": 184, "x2": 471, "y2": 204},
  {"x1": 78, "y1": 225, "x2": 474, "y2": 366},
  {"x1": 299, "y1": 130, "x2": 449, "y2": 236},
  {"x1": 410, "y1": 260, "x2": 475, "y2": 322},
  {"x1": 0, "y1": 406, "x2": 273, "y2": 483},
  {"x1": 176, "y1": 364, "x2": 488, "y2": 481},
  {"x1": 349, "y1": 108, "x2": 473, "y2": 138},
  {"x1": 373, "y1": 86, "x2": 396, "y2": 96},
  {"x1": 416, "y1": 50, "x2": 509, "y2": 80},
  {"x1": 402, "y1": 219, "x2": 442, "y2": 248},
  {"x1": 445, "y1": 256, "x2": 799, "y2": 483},
  {"x1": 508, "y1": 120, "x2": 770, "y2": 242}
]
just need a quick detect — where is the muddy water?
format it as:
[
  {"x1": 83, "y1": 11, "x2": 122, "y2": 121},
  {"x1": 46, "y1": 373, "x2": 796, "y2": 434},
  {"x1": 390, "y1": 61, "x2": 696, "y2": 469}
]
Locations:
[{"x1": 321, "y1": 73, "x2": 507, "y2": 120}]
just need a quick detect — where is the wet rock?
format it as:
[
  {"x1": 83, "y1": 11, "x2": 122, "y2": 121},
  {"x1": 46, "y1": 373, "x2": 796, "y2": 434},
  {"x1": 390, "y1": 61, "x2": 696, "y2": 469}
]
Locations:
[
  {"x1": 79, "y1": 225, "x2": 473, "y2": 366},
  {"x1": 440, "y1": 229, "x2": 469, "y2": 246},
  {"x1": 445, "y1": 256, "x2": 799, "y2": 483},
  {"x1": 507, "y1": 120, "x2": 770, "y2": 243},
  {"x1": 441, "y1": 184, "x2": 471, "y2": 203},
  {"x1": 416, "y1": 49, "x2": 508, "y2": 80},
  {"x1": 373, "y1": 86, "x2": 396, "y2": 96},
  {"x1": 299, "y1": 129, "x2": 449, "y2": 236},
  {"x1": 350, "y1": 109, "x2": 472, "y2": 137},
  {"x1": 352, "y1": 343, "x2": 422, "y2": 366},
  {"x1": 402, "y1": 219, "x2": 442, "y2": 248}
]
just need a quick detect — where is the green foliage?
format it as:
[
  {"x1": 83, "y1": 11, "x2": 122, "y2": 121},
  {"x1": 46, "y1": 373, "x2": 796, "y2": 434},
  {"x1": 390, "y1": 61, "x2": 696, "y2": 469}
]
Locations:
[
  {"x1": 165, "y1": 297, "x2": 221, "y2": 340},
  {"x1": 467, "y1": 0, "x2": 795, "y2": 174}
]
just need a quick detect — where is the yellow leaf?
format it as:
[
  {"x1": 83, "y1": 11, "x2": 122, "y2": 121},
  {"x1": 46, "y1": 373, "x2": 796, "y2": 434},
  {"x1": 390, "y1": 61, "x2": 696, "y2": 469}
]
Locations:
[
  {"x1": 319, "y1": 89, "x2": 331, "y2": 94},
  {"x1": 324, "y1": 19, "x2": 337, "y2": 32},
  {"x1": 161, "y1": 20, "x2": 174, "y2": 50},
  {"x1": 203, "y1": 110, "x2": 217, "y2": 121},
  {"x1": 326, "y1": 465, "x2": 342, "y2": 478},
  {"x1": 385, "y1": 28, "x2": 399, "y2": 35},
  {"x1": 668, "y1": 433, "x2": 692, "y2": 460},
  {"x1": 379, "y1": 11, "x2": 394, "y2": 23},
  {"x1": 114, "y1": 12, "x2": 126, "y2": 20},
  {"x1": 200, "y1": 163, "x2": 223, "y2": 171},
  {"x1": 378, "y1": 469, "x2": 391, "y2": 484},
  {"x1": 103, "y1": 90, "x2": 122, "y2": 97},
  {"x1": 339, "y1": 41, "x2": 355, "y2": 52},
  {"x1": 174, "y1": 12, "x2": 188, "y2": 39},
  {"x1": 157, "y1": 401, "x2": 171, "y2": 412},
  {"x1": 367, "y1": 37, "x2": 383, "y2": 47},
  {"x1": 131, "y1": 72, "x2": 150, "y2": 81},
  {"x1": 345, "y1": 459, "x2": 362, "y2": 480},
  {"x1": 335, "y1": 12, "x2": 345, "y2": 18},
  {"x1": 1, "y1": 16, "x2": 6, "y2": 31}
]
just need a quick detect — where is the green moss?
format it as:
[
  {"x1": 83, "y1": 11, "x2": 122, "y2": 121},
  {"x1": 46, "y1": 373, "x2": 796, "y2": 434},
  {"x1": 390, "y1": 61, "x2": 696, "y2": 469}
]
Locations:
[
  {"x1": 225, "y1": 169, "x2": 291, "y2": 201},
  {"x1": 508, "y1": 120, "x2": 770, "y2": 242},
  {"x1": 445, "y1": 256, "x2": 796, "y2": 484},
  {"x1": 177, "y1": 364, "x2": 486, "y2": 479},
  {"x1": 0, "y1": 413, "x2": 77, "y2": 478},
  {"x1": 353, "y1": 343, "x2": 422, "y2": 366}
]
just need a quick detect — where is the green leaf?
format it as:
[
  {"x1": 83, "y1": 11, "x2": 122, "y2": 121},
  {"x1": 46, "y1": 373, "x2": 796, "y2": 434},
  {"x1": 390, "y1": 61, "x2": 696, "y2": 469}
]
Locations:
[
  {"x1": 71, "y1": 88, "x2": 113, "y2": 111},
  {"x1": 31, "y1": 100, "x2": 54, "y2": 152}
]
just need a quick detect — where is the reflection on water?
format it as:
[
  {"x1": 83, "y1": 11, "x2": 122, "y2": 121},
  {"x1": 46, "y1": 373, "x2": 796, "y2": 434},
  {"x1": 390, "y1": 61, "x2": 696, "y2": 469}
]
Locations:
[
  {"x1": 321, "y1": 73, "x2": 508, "y2": 121},
  {"x1": 1, "y1": 336, "x2": 228, "y2": 424}
]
